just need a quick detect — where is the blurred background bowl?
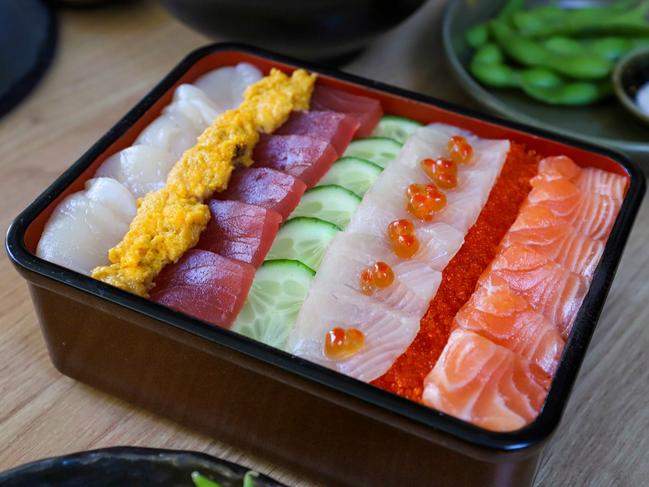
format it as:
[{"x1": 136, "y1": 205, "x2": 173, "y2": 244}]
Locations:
[{"x1": 160, "y1": 0, "x2": 426, "y2": 62}]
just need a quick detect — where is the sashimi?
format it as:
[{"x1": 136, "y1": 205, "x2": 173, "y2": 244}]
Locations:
[
  {"x1": 164, "y1": 84, "x2": 220, "y2": 134},
  {"x1": 504, "y1": 204, "x2": 604, "y2": 278},
  {"x1": 134, "y1": 109, "x2": 199, "y2": 160},
  {"x1": 193, "y1": 62, "x2": 263, "y2": 112},
  {"x1": 275, "y1": 110, "x2": 359, "y2": 154},
  {"x1": 253, "y1": 134, "x2": 338, "y2": 187},
  {"x1": 484, "y1": 243, "x2": 588, "y2": 337},
  {"x1": 310, "y1": 84, "x2": 383, "y2": 137},
  {"x1": 196, "y1": 200, "x2": 282, "y2": 267},
  {"x1": 150, "y1": 249, "x2": 255, "y2": 327},
  {"x1": 217, "y1": 167, "x2": 307, "y2": 220},
  {"x1": 454, "y1": 275, "x2": 564, "y2": 382},
  {"x1": 422, "y1": 329, "x2": 548, "y2": 432},
  {"x1": 36, "y1": 178, "x2": 136, "y2": 275},
  {"x1": 527, "y1": 178, "x2": 618, "y2": 240}
]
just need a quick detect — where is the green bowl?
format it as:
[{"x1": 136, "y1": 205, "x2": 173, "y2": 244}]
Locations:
[{"x1": 442, "y1": 0, "x2": 649, "y2": 163}]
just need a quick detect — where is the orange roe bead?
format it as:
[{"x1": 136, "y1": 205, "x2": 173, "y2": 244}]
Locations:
[
  {"x1": 421, "y1": 157, "x2": 458, "y2": 189},
  {"x1": 359, "y1": 268, "x2": 375, "y2": 295},
  {"x1": 372, "y1": 262, "x2": 394, "y2": 288},
  {"x1": 448, "y1": 135, "x2": 473, "y2": 164},
  {"x1": 372, "y1": 143, "x2": 541, "y2": 402},
  {"x1": 387, "y1": 219, "x2": 415, "y2": 240},
  {"x1": 324, "y1": 327, "x2": 365, "y2": 360},
  {"x1": 393, "y1": 234, "x2": 419, "y2": 259},
  {"x1": 406, "y1": 183, "x2": 446, "y2": 221}
]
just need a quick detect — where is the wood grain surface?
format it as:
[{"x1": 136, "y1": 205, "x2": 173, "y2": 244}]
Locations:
[{"x1": 1, "y1": 1, "x2": 647, "y2": 486}]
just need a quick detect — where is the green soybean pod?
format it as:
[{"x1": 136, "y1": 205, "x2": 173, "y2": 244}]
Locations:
[
  {"x1": 543, "y1": 37, "x2": 585, "y2": 57},
  {"x1": 522, "y1": 80, "x2": 611, "y2": 106},
  {"x1": 473, "y1": 43, "x2": 504, "y2": 65},
  {"x1": 466, "y1": 23, "x2": 490, "y2": 49},
  {"x1": 520, "y1": 68, "x2": 563, "y2": 90},
  {"x1": 470, "y1": 61, "x2": 520, "y2": 88}
]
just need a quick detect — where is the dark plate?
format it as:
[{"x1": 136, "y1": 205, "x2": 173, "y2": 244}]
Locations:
[
  {"x1": 442, "y1": 0, "x2": 649, "y2": 163},
  {"x1": 0, "y1": 447, "x2": 285, "y2": 487}
]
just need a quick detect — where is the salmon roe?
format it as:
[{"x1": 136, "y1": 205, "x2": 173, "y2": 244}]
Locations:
[
  {"x1": 406, "y1": 183, "x2": 446, "y2": 221},
  {"x1": 360, "y1": 262, "x2": 395, "y2": 295},
  {"x1": 448, "y1": 135, "x2": 473, "y2": 164},
  {"x1": 372, "y1": 143, "x2": 541, "y2": 401},
  {"x1": 421, "y1": 157, "x2": 458, "y2": 189},
  {"x1": 387, "y1": 219, "x2": 420, "y2": 259},
  {"x1": 324, "y1": 327, "x2": 365, "y2": 360}
]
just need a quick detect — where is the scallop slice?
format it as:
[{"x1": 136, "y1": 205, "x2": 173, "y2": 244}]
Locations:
[
  {"x1": 193, "y1": 62, "x2": 263, "y2": 112},
  {"x1": 165, "y1": 84, "x2": 220, "y2": 133},
  {"x1": 36, "y1": 178, "x2": 136, "y2": 275},
  {"x1": 134, "y1": 110, "x2": 200, "y2": 160},
  {"x1": 96, "y1": 145, "x2": 177, "y2": 198}
]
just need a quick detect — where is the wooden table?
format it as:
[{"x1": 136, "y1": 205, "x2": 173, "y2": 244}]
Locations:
[{"x1": 1, "y1": 2, "x2": 647, "y2": 485}]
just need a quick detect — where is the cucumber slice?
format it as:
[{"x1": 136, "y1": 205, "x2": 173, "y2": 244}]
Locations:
[
  {"x1": 232, "y1": 259, "x2": 315, "y2": 349},
  {"x1": 289, "y1": 185, "x2": 361, "y2": 228},
  {"x1": 343, "y1": 137, "x2": 402, "y2": 168},
  {"x1": 266, "y1": 217, "x2": 340, "y2": 270},
  {"x1": 372, "y1": 115, "x2": 423, "y2": 143},
  {"x1": 316, "y1": 156, "x2": 382, "y2": 197}
]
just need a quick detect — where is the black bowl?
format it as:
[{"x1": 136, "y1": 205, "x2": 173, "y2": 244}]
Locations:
[
  {"x1": 0, "y1": 447, "x2": 286, "y2": 486},
  {"x1": 613, "y1": 47, "x2": 649, "y2": 127},
  {"x1": 160, "y1": 0, "x2": 426, "y2": 61}
]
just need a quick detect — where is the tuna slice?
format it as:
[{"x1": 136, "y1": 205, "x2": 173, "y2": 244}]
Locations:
[
  {"x1": 151, "y1": 249, "x2": 255, "y2": 327},
  {"x1": 274, "y1": 110, "x2": 359, "y2": 154},
  {"x1": 310, "y1": 84, "x2": 383, "y2": 137},
  {"x1": 217, "y1": 167, "x2": 307, "y2": 220},
  {"x1": 423, "y1": 329, "x2": 548, "y2": 432},
  {"x1": 196, "y1": 200, "x2": 282, "y2": 267},
  {"x1": 253, "y1": 134, "x2": 338, "y2": 188}
]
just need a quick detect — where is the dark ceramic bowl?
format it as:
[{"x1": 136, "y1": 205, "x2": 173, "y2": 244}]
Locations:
[
  {"x1": 160, "y1": 0, "x2": 426, "y2": 61},
  {"x1": 613, "y1": 47, "x2": 649, "y2": 127},
  {"x1": 0, "y1": 447, "x2": 285, "y2": 486}
]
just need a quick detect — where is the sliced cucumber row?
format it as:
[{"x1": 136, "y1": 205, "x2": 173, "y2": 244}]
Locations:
[
  {"x1": 343, "y1": 137, "x2": 402, "y2": 169},
  {"x1": 232, "y1": 259, "x2": 315, "y2": 349},
  {"x1": 289, "y1": 184, "x2": 361, "y2": 229},
  {"x1": 316, "y1": 156, "x2": 382, "y2": 197},
  {"x1": 372, "y1": 115, "x2": 423, "y2": 143},
  {"x1": 266, "y1": 217, "x2": 340, "y2": 270}
]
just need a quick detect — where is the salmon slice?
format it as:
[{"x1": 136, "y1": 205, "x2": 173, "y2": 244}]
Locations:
[
  {"x1": 253, "y1": 134, "x2": 338, "y2": 187},
  {"x1": 527, "y1": 178, "x2": 618, "y2": 240},
  {"x1": 274, "y1": 110, "x2": 359, "y2": 154},
  {"x1": 535, "y1": 155, "x2": 581, "y2": 181},
  {"x1": 217, "y1": 167, "x2": 307, "y2": 220},
  {"x1": 310, "y1": 84, "x2": 383, "y2": 137},
  {"x1": 504, "y1": 204, "x2": 604, "y2": 278},
  {"x1": 454, "y1": 275, "x2": 564, "y2": 383},
  {"x1": 196, "y1": 200, "x2": 282, "y2": 267},
  {"x1": 484, "y1": 243, "x2": 587, "y2": 338},
  {"x1": 422, "y1": 329, "x2": 548, "y2": 432},
  {"x1": 151, "y1": 249, "x2": 255, "y2": 327}
]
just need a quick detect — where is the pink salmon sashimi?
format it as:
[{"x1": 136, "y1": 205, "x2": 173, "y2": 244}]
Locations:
[
  {"x1": 483, "y1": 243, "x2": 588, "y2": 338},
  {"x1": 423, "y1": 329, "x2": 548, "y2": 432},
  {"x1": 504, "y1": 203, "x2": 604, "y2": 278},
  {"x1": 217, "y1": 167, "x2": 307, "y2": 220},
  {"x1": 526, "y1": 178, "x2": 618, "y2": 240},
  {"x1": 253, "y1": 134, "x2": 338, "y2": 188},
  {"x1": 274, "y1": 110, "x2": 359, "y2": 154},
  {"x1": 535, "y1": 155, "x2": 626, "y2": 206},
  {"x1": 454, "y1": 275, "x2": 565, "y2": 384},
  {"x1": 196, "y1": 200, "x2": 282, "y2": 267},
  {"x1": 310, "y1": 84, "x2": 383, "y2": 137},
  {"x1": 151, "y1": 249, "x2": 255, "y2": 327}
]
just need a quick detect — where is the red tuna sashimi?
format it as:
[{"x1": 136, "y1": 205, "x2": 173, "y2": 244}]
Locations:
[
  {"x1": 310, "y1": 84, "x2": 383, "y2": 137},
  {"x1": 196, "y1": 200, "x2": 282, "y2": 267},
  {"x1": 275, "y1": 110, "x2": 359, "y2": 154},
  {"x1": 217, "y1": 167, "x2": 307, "y2": 220},
  {"x1": 253, "y1": 134, "x2": 338, "y2": 187},
  {"x1": 151, "y1": 249, "x2": 255, "y2": 327}
]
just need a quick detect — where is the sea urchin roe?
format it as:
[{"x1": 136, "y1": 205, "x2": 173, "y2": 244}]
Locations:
[
  {"x1": 372, "y1": 143, "x2": 540, "y2": 401},
  {"x1": 448, "y1": 135, "x2": 473, "y2": 164},
  {"x1": 91, "y1": 68, "x2": 316, "y2": 296},
  {"x1": 359, "y1": 261, "x2": 395, "y2": 295},
  {"x1": 406, "y1": 183, "x2": 446, "y2": 221},
  {"x1": 387, "y1": 219, "x2": 420, "y2": 259},
  {"x1": 324, "y1": 327, "x2": 365, "y2": 360},
  {"x1": 421, "y1": 157, "x2": 458, "y2": 189}
]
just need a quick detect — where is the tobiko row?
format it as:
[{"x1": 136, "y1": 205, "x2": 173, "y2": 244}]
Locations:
[{"x1": 36, "y1": 62, "x2": 626, "y2": 432}]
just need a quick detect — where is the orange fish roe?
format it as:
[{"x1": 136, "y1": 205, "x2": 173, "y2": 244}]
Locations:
[{"x1": 371, "y1": 143, "x2": 541, "y2": 401}]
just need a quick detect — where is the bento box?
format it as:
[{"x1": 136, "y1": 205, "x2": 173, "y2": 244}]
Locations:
[{"x1": 6, "y1": 44, "x2": 645, "y2": 487}]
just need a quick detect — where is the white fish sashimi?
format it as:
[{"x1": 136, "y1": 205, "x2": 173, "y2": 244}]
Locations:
[
  {"x1": 96, "y1": 145, "x2": 177, "y2": 198},
  {"x1": 289, "y1": 287, "x2": 421, "y2": 383},
  {"x1": 36, "y1": 178, "x2": 136, "y2": 275},
  {"x1": 194, "y1": 62, "x2": 263, "y2": 112}
]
